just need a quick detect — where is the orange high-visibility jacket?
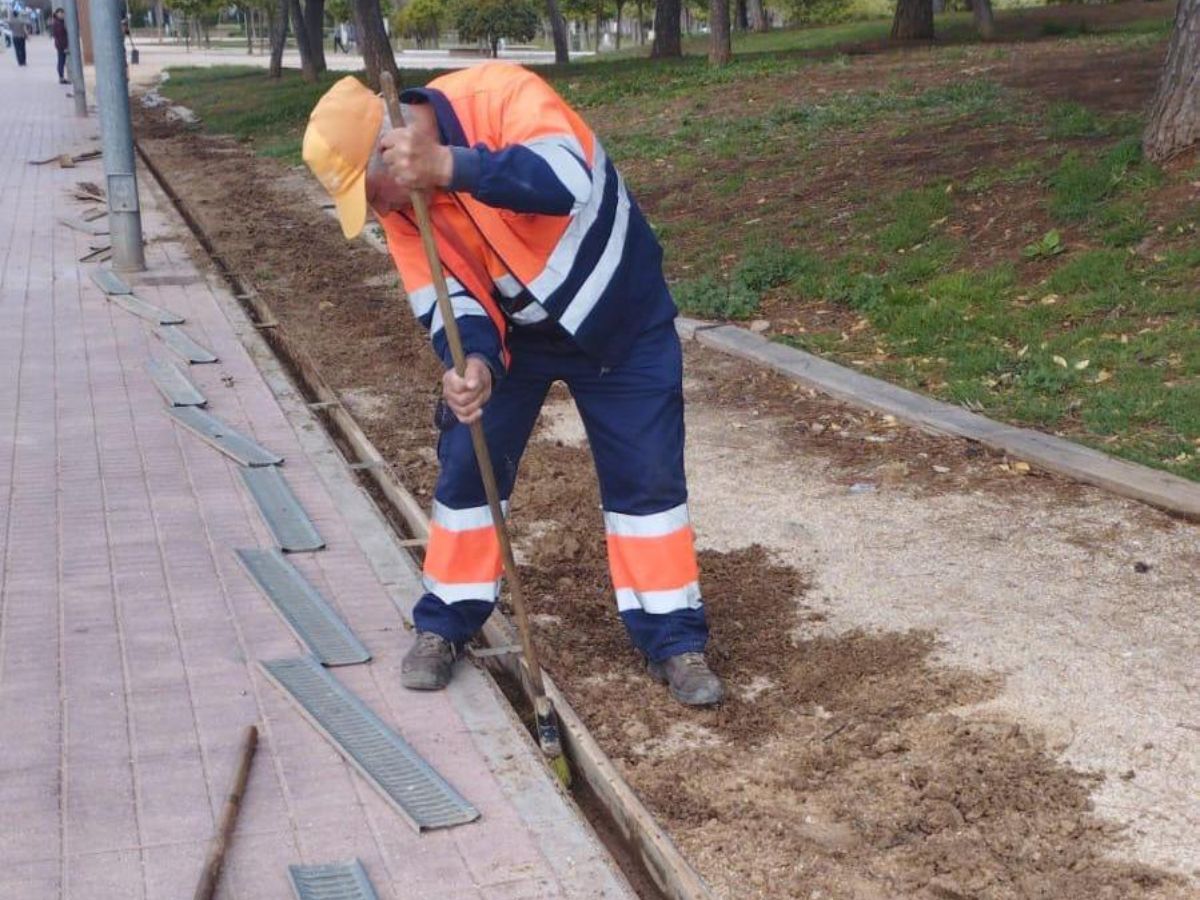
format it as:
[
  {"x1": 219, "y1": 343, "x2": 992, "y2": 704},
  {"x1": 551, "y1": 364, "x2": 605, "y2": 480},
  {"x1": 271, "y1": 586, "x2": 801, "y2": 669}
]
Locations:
[{"x1": 382, "y1": 62, "x2": 675, "y2": 376}]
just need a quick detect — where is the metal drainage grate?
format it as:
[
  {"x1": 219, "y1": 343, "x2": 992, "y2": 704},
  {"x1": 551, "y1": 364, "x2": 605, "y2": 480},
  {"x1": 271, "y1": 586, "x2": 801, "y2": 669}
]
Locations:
[
  {"x1": 109, "y1": 292, "x2": 185, "y2": 326},
  {"x1": 146, "y1": 358, "x2": 206, "y2": 407},
  {"x1": 156, "y1": 325, "x2": 217, "y2": 363},
  {"x1": 168, "y1": 406, "x2": 283, "y2": 467},
  {"x1": 288, "y1": 859, "x2": 378, "y2": 900},
  {"x1": 241, "y1": 466, "x2": 325, "y2": 552},
  {"x1": 237, "y1": 548, "x2": 369, "y2": 666},
  {"x1": 89, "y1": 268, "x2": 132, "y2": 295},
  {"x1": 261, "y1": 656, "x2": 479, "y2": 832}
]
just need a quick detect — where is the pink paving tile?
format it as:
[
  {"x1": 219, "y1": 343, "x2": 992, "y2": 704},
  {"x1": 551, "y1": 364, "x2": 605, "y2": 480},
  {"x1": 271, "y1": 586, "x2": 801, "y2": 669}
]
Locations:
[
  {"x1": 65, "y1": 689, "x2": 133, "y2": 767},
  {"x1": 128, "y1": 685, "x2": 199, "y2": 759},
  {"x1": 223, "y1": 829, "x2": 302, "y2": 899},
  {"x1": 142, "y1": 840, "x2": 206, "y2": 900},
  {"x1": 64, "y1": 761, "x2": 139, "y2": 856},
  {"x1": 0, "y1": 859, "x2": 61, "y2": 897},
  {"x1": 480, "y1": 878, "x2": 564, "y2": 900},
  {"x1": 135, "y1": 748, "x2": 215, "y2": 845},
  {"x1": 65, "y1": 848, "x2": 145, "y2": 900},
  {"x1": 0, "y1": 765, "x2": 61, "y2": 865}
]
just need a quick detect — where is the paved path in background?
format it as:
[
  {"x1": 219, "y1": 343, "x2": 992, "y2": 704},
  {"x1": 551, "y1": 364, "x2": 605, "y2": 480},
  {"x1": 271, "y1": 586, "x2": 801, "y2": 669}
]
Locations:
[
  {"x1": 122, "y1": 40, "x2": 582, "y2": 84},
  {"x1": 0, "y1": 44, "x2": 630, "y2": 900}
]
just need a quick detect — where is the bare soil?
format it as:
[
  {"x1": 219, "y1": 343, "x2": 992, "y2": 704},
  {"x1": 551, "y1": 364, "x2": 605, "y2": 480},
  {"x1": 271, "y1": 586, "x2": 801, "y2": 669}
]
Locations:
[{"x1": 135, "y1": 33, "x2": 1195, "y2": 896}]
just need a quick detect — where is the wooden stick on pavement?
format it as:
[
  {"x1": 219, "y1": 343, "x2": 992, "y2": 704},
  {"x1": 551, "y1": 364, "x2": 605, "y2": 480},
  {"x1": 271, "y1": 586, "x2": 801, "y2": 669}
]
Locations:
[{"x1": 192, "y1": 724, "x2": 259, "y2": 900}]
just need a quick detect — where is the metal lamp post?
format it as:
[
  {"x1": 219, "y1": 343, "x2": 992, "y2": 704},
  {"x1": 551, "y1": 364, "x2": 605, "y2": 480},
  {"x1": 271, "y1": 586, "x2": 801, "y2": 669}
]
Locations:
[{"x1": 88, "y1": 0, "x2": 145, "y2": 271}]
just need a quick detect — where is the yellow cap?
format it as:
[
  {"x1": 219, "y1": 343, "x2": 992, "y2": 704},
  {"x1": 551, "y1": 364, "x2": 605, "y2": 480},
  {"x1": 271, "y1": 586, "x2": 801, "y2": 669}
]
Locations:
[{"x1": 303, "y1": 76, "x2": 384, "y2": 240}]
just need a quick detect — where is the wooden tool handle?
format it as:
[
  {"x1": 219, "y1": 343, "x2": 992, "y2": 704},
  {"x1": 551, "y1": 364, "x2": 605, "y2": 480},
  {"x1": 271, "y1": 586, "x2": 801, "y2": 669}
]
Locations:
[
  {"x1": 378, "y1": 73, "x2": 547, "y2": 697},
  {"x1": 192, "y1": 724, "x2": 258, "y2": 900}
]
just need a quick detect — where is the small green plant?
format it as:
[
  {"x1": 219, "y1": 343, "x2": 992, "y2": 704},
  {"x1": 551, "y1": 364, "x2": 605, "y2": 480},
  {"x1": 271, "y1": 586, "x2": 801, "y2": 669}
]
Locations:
[
  {"x1": 673, "y1": 276, "x2": 761, "y2": 320},
  {"x1": 878, "y1": 185, "x2": 953, "y2": 252},
  {"x1": 1096, "y1": 202, "x2": 1150, "y2": 248},
  {"x1": 1045, "y1": 102, "x2": 1105, "y2": 139},
  {"x1": 1022, "y1": 229, "x2": 1067, "y2": 260},
  {"x1": 732, "y1": 246, "x2": 822, "y2": 293},
  {"x1": 1041, "y1": 19, "x2": 1090, "y2": 38},
  {"x1": 1049, "y1": 138, "x2": 1156, "y2": 221}
]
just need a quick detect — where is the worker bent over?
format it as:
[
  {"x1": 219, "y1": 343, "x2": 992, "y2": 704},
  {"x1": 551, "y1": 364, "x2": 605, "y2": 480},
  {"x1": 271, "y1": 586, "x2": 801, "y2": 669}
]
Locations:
[{"x1": 303, "y1": 63, "x2": 723, "y2": 706}]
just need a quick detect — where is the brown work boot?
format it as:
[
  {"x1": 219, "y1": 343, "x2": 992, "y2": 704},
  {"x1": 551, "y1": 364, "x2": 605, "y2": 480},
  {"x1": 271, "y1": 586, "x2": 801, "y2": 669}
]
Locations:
[
  {"x1": 647, "y1": 652, "x2": 724, "y2": 707},
  {"x1": 400, "y1": 632, "x2": 455, "y2": 691}
]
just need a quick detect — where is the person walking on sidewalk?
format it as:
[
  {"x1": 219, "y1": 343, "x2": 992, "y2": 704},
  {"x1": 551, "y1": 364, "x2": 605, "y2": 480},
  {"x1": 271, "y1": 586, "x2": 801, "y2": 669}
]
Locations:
[
  {"x1": 7, "y1": 10, "x2": 29, "y2": 66},
  {"x1": 50, "y1": 8, "x2": 68, "y2": 83},
  {"x1": 302, "y1": 64, "x2": 725, "y2": 707}
]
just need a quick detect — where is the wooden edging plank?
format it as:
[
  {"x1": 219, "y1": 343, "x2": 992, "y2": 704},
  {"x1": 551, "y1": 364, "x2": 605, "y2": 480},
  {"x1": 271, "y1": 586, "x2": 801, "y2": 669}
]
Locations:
[{"x1": 683, "y1": 319, "x2": 1200, "y2": 522}]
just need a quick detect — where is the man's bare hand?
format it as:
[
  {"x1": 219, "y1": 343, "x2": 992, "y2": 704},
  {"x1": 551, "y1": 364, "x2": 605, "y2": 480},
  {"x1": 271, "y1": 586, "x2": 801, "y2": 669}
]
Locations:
[
  {"x1": 379, "y1": 127, "x2": 453, "y2": 192},
  {"x1": 443, "y1": 357, "x2": 493, "y2": 424}
]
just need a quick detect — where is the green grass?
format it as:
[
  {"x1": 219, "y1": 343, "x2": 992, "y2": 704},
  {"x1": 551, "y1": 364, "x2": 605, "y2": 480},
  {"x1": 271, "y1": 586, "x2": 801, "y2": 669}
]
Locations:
[{"x1": 1049, "y1": 137, "x2": 1161, "y2": 222}]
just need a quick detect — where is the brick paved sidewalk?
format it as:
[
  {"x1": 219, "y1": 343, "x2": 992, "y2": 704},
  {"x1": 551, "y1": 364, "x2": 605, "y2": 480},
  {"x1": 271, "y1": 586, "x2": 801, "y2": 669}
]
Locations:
[{"x1": 0, "y1": 44, "x2": 632, "y2": 899}]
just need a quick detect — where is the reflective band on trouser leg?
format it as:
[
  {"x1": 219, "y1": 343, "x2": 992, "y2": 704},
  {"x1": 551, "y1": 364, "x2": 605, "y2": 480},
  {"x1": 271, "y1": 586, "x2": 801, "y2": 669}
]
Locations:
[
  {"x1": 414, "y1": 501, "x2": 504, "y2": 645},
  {"x1": 605, "y1": 502, "x2": 703, "y2": 604},
  {"x1": 423, "y1": 500, "x2": 504, "y2": 599}
]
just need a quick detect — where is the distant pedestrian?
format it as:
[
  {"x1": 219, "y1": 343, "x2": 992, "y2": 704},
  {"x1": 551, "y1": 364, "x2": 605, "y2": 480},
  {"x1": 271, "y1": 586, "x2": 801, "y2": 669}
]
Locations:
[
  {"x1": 333, "y1": 23, "x2": 346, "y2": 53},
  {"x1": 7, "y1": 11, "x2": 29, "y2": 66},
  {"x1": 50, "y1": 8, "x2": 69, "y2": 83}
]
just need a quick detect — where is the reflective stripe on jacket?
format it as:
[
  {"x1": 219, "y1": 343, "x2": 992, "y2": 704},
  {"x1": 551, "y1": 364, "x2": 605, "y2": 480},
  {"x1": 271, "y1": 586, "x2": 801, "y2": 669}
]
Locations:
[
  {"x1": 401, "y1": 62, "x2": 676, "y2": 369},
  {"x1": 379, "y1": 195, "x2": 512, "y2": 375}
]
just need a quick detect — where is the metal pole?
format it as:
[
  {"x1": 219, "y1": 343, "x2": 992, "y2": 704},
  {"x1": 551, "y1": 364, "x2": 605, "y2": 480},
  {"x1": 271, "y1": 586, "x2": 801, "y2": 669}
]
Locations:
[
  {"x1": 89, "y1": 0, "x2": 145, "y2": 271},
  {"x1": 64, "y1": 0, "x2": 87, "y2": 117}
]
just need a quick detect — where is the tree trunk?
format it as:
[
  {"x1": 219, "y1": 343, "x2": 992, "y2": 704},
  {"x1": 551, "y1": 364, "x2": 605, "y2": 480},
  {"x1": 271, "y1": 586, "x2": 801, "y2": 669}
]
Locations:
[
  {"x1": 891, "y1": 0, "x2": 933, "y2": 40},
  {"x1": 288, "y1": 0, "x2": 319, "y2": 81},
  {"x1": 352, "y1": 0, "x2": 398, "y2": 90},
  {"x1": 735, "y1": 0, "x2": 747, "y2": 30},
  {"x1": 636, "y1": 0, "x2": 644, "y2": 42},
  {"x1": 651, "y1": 0, "x2": 681, "y2": 57},
  {"x1": 546, "y1": 0, "x2": 569, "y2": 63},
  {"x1": 746, "y1": 0, "x2": 767, "y2": 31},
  {"x1": 304, "y1": 0, "x2": 327, "y2": 72},
  {"x1": 269, "y1": 0, "x2": 288, "y2": 78},
  {"x1": 709, "y1": 0, "x2": 731, "y2": 64},
  {"x1": 972, "y1": 0, "x2": 994, "y2": 39},
  {"x1": 156, "y1": 0, "x2": 164, "y2": 41},
  {"x1": 614, "y1": 0, "x2": 626, "y2": 48},
  {"x1": 1143, "y1": 0, "x2": 1200, "y2": 162},
  {"x1": 245, "y1": 5, "x2": 253, "y2": 53}
]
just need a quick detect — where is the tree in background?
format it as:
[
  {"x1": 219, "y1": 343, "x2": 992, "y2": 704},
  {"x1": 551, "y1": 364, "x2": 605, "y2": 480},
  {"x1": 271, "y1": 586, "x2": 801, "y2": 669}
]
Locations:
[
  {"x1": 303, "y1": 0, "x2": 327, "y2": 72},
  {"x1": 545, "y1": 0, "x2": 569, "y2": 62},
  {"x1": 890, "y1": 0, "x2": 932, "y2": 39},
  {"x1": 562, "y1": 0, "x2": 609, "y2": 50},
  {"x1": 1143, "y1": 0, "x2": 1199, "y2": 162},
  {"x1": 287, "y1": 0, "x2": 320, "y2": 80},
  {"x1": 612, "y1": 0, "x2": 627, "y2": 47},
  {"x1": 651, "y1": 0, "x2": 681, "y2": 57},
  {"x1": 746, "y1": 0, "x2": 766, "y2": 31},
  {"x1": 353, "y1": 0, "x2": 399, "y2": 89},
  {"x1": 456, "y1": 0, "x2": 540, "y2": 57},
  {"x1": 972, "y1": 0, "x2": 994, "y2": 40},
  {"x1": 268, "y1": 0, "x2": 288, "y2": 76},
  {"x1": 392, "y1": 0, "x2": 445, "y2": 46},
  {"x1": 709, "y1": 0, "x2": 730, "y2": 64}
]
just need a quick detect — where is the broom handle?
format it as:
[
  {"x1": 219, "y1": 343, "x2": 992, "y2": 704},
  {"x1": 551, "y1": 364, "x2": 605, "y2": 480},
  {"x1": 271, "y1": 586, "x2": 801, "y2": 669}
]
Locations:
[{"x1": 380, "y1": 73, "x2": 547, "y2": 698}]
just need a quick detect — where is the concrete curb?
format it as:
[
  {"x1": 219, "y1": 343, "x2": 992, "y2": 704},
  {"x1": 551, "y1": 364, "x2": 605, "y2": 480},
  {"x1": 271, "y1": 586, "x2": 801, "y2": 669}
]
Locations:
[{"x1": 677, "y1": 317, "x2": 1200, "y2": 521}]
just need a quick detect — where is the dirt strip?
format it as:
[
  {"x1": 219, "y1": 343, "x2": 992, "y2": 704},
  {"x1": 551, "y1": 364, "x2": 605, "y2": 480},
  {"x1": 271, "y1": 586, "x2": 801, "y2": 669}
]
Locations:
[{"x1": 136, "y1": 103, "x2": 1199, "y2": 899}]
